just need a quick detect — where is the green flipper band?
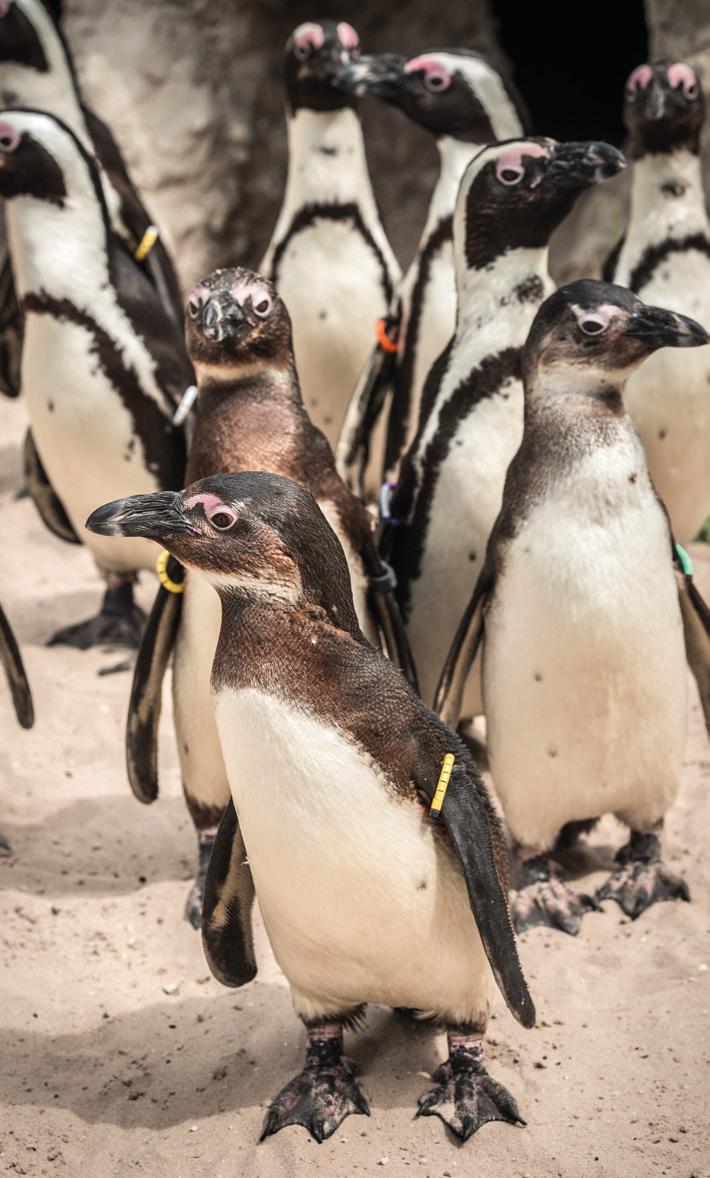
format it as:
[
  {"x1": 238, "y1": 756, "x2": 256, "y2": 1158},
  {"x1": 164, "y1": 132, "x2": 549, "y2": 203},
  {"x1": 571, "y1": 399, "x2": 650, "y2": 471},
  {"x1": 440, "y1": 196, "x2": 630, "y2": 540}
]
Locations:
[{"x1": 675, "y1": 543, "x2": 693, "y2": 577}]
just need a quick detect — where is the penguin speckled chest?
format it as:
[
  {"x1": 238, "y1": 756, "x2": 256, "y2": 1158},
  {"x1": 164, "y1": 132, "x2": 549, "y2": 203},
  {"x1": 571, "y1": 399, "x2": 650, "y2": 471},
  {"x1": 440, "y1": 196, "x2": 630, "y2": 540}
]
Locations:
[
  {"x1": 334, "y1": 49, "x2": 524, "y2": 492},
  {"x1": 387, "y1": 138, "x2": 624, "y2": 710},
  {"x1": 106, "y1": 266, "x2": 412, "y2": 928},
  {"x1": 0, "y1": 110, "x2": 188, "y2": 647},
  {"x1": 608, "y1": 61, "x2": 710, "y2": 543},
  {"x1": 261, "y1": 20, "x2": 399, "y2": 449},
  {"x1": 88, "y1": 469, "x2": 534, "y2": 1146},
  {"x1": 437, "y1": 279, "x2": 709, "y2": 935}
]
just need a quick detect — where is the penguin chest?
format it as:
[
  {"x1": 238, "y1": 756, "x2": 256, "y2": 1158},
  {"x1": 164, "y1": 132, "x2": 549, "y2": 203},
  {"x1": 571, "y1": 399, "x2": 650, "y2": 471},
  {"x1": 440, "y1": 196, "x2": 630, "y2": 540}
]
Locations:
[
  {"x1": 483, "y1": 457, "x2": 687, "y2": 849},
  {"x1": 273, "y1": 220, "x2": 390, "y2": 445},
  {"x1": 22, "y1": 313, "x2": 162, "y2": 573},
  {"x1": 214, "y1": 687, "x2": 490, "y2": 1020}
]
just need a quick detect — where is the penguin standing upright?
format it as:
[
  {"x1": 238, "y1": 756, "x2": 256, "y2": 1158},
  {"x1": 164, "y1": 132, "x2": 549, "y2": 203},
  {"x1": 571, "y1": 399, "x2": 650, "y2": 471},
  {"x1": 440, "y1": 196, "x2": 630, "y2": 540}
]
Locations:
[
  {"x1": 607, "y1": 61, "x2": 710, "y2": 543},
  {"x1": 437, "y1": 280, "x2": 710, "y2": 933},
  {"x1": 334, "y1": 49, "x2": 524, "y2": 490},
  {"x1": 0, "y1": 110, "x2": 188, "y2": 645},
  {"x1": 386, "y1": 138, "x2": 625, "y2": 710},
  {"x1": 88, "y1": 469, "x2": 534, "y2": 1144},
  {"x1": 261, "y1": 20, "x2": 400, "y2": 449},
  {"x1": 123, "y1": 266, "x2": 413, "y2": 926}
]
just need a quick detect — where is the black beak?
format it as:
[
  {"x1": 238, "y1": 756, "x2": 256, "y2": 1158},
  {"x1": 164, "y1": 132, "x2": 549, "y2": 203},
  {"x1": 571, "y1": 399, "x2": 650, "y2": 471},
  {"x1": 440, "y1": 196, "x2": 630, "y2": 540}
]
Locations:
[
  {"x1": 86, "y1": 492, "x2": 195, "y2": 541},
  {"x1": 643, "y1": 77, "x2": 670, "y2": 121},
  {"x1": 334, "y1": 53, "x2": 405, "y2": 100},
  {"x1": 546, "y1": 140, "x2": 626, "y2": 188},
  {"x1": 624, "y1": 305, "x2": 710, "y2": 350},
  {"x1": 188, "y1": 294, "x2": 247, "y2": 344}
]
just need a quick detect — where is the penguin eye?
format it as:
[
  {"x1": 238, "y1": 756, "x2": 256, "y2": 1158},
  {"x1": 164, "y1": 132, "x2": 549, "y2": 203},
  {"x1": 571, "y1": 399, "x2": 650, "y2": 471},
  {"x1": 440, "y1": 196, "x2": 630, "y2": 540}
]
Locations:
[
  {"x1": 0, "y1": 126, "x2": 20, "y2": 153},
  {"x1": 423, "y1": 68, "x2": 451, "y2": 93},
  {"x1": 684, "y1": 79, "x2": 700, "y2": 100},
  {"x1": 294, "y1": 42, "x2": 311, "y2": 61},
  {"x1": 187, "y1": 295, "x2": 201, "y2": 318},
  {"x1": 208, "y1": 506, "x2": 237, "y2": 531},
  {"x1": 253, "y1": 295, "x2": 272, "y2": 318},
  {"x1": 625, "y1": 80, "x2": 639, "y2": 101},
  {"x1": 497, "y1": 163, "x2": 525, "y2": 186},
  {"x1": 579, "y1": 315, "x2": 606, "y2": 335}
]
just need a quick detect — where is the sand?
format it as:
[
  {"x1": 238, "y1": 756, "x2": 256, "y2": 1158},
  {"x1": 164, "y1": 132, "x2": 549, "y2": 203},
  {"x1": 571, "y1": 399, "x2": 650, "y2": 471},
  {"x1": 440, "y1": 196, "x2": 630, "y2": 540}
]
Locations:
[{"x1": 0, "y1": 392, "x2": 708, "y2": 1178}]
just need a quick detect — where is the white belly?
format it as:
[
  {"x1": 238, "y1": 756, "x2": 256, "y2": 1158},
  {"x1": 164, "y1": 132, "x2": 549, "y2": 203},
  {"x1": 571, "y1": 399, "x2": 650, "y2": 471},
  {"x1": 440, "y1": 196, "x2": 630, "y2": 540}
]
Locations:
[
  {"x1": 399, "y1": 240, "x2": 457, "y2": 460},
  {"x1": 23, "y1": 314, "x2": 163, "y2": 575},
  {"x1": 483, "y1": 483, "x2": 687, "y2": 851},
  {"x1": 273, "y1": 221, "x2": 389, "y2": 448},
  {"x1": 215, "y1": 687, "x2": 493, "y2": 1024}
]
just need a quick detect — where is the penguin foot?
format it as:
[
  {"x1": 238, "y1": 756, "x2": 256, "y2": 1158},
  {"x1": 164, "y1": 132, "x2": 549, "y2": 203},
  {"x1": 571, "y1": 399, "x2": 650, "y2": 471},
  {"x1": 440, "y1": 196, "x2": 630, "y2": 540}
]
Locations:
[
  {"x1": 260, "y1": 1022, "x2": 369, "y2": 1144},
  {"x1": 596, "y1": 831, "x2": 690, "y2": 920},
  {"x1": 48, "y1": 581, "x2": 145, "y2": 650},
  {"x1": 184, "y1": 831, "x2": 217, "y2": 929},
  {"x1": 416, "y1": 1029, "x2": 525, "y2": 1141},
  {"x1": 512, "y1": 856, "x2": 599, "y2": 936}
]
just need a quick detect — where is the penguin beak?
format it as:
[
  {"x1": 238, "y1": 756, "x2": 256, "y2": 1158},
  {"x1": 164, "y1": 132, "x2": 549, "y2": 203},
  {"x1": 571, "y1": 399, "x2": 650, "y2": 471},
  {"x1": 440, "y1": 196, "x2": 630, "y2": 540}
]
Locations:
[
  {"x1": 546, "y1": 141, "x2": 626, "y2": 188},
  {"x1": 189, "y1": 294, "x2": 248, "y2": 345},
  {"x1": 643, "y1": 76, "x2": 671, "y2": 121},
  {"x1": 624, "y1": 305, "x2": 709, "y2": 350},
  {"x1": 334, "y1": 53, "x2": 405, "y2": 99},
  {"x1": 86, "y1": 492, "x2": 197, "y2": 541}
]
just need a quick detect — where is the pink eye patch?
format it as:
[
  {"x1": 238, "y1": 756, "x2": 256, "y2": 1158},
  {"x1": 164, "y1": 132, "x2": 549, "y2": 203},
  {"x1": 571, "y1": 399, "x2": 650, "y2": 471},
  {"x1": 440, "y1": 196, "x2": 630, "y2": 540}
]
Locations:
[
  {"x1": 404, "y1": 56, "x2": 451, "y2": 88},
  {"x1": 337, "y1": 22, "x2": 359, "y2": 50},
  {"x1": 495, "y1": 141, "x2": 551, "y2": 179},
  {"x1": 668, "y1": 63, "x2": 699, "y2": 96},
  {"x1": 183, "y1": 492, "x2": 232, "y2": 523},
  {"x1": 293, "y1": 23, "x2": 324, "y2": 53},
  {"x1": 627, "y1": 64, "x2": 653, "y2": 92}
]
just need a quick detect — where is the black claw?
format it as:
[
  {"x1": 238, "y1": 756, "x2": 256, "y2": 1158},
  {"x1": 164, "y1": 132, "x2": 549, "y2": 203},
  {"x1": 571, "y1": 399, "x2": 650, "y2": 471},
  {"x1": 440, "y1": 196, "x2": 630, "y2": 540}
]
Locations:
[
  {"x1": 417, "y1": 1063, "x2": 524, "y2": 1140},
  {"x1": 261, "y1": 1063, "x2": 370, "y2": 1144}
]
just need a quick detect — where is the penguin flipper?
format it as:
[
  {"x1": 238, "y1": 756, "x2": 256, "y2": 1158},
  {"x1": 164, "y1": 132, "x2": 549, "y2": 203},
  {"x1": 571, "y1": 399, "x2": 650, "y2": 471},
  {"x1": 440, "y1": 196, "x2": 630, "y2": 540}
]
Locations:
[
  {"x1": 23, "y1": 431, "x2": 81, "y2": 545},
  {"x1": 434, "y1": 560, "x2": 495, "y2": 727},
  {"x1": 422, "y1": 755, "x2": 534, "y2": 1029},
  {"x1": 126, "y1": 569, "x2": 184, "y2": 803},
  {"x1": 676, "y1": 565, "x2": 710, "y2": 736},
  {"x1": 362, "y1": 536, "x2": 419, "y2": 691},
  {"x1": 0, "y1": 255, "x2": 22, "y2": 399},
  {"x1": 0, "y1": 601, "x2": 34, "y2": 729},
  {"x1": 202, "y1": 799, "x2": 257, "y2": 987}
]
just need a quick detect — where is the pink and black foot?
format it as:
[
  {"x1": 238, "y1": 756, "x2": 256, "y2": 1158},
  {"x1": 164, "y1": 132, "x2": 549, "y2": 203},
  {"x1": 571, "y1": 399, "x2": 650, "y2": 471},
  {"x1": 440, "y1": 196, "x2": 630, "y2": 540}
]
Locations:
[
  {"x1": 596, "y1": 830, "x2": 690, "y2": 919},
  {"x1": 48, "y1": 577, "x2": 145, "y2": 649},
  {"x1": 417, "y1": 1027, "x2": 525, "y2": 1142},
  {"x1": 261, "y1": 1017, "x2": 370, "y2": 1144},
  {"x1": 512, "y1": 854, "x2": 600, "y2": 936},
  {"x1": 184, "y1": 828, "x2": 218, "y2": 929}
]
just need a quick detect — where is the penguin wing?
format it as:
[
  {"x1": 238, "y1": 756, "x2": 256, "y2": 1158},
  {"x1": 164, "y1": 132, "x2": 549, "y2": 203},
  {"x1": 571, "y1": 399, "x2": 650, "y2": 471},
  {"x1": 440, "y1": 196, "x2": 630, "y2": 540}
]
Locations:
[
  {"x1": 126, "y1": 567, "x2": 184, "y2": 803},
  {"x1": 0, "y1": 255, "x2": 22, "y2": 399},
  {"x1": 434, "y1": 557, "x2": 495, "y2": 727},
  {"x1": 23, "y1": 430, "x2": 80, "y2": 545},
  {"x1": 0, "y1": 601, "x2": 34, "y2": 730},
  {"x1": 201, "y1": 799, "x2": 257, "y2": 988},
  {"x1": 675, "y1": 559, "x2": 710, "y2": 736},
  {"x1": 361, "y1": 533, "x2": 419, "y2": 691}
]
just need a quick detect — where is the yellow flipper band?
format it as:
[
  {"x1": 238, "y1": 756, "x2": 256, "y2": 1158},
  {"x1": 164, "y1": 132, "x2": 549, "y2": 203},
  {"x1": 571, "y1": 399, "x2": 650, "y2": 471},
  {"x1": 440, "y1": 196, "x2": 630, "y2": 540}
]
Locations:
[
  {"x1": 134, "y1": 224, "x2": 159, "y2": 262},
  {"x1": 429, "y1": 753, "x2": 455, "y2": 820},
  {"x1": 156, "y1": 549, "x2": 184, "y2": 594}
]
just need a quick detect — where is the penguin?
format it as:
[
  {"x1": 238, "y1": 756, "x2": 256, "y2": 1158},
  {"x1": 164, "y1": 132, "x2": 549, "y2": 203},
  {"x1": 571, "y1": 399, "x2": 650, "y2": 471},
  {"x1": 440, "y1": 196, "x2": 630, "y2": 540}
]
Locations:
[
  {"x1": 605, "y1": 61, "x2": 710, "y2": 544},
  {"x1": 436, "y1": 279, "x2": 710, "y2": 934},
  {"x1": 385, "y1": 138, "x2": 625, "y2": 711},
  {"x1": 261, "y1": 20, "x2": 400, "y2": 450},
  {"x1": 0, "y1": 110, "x2": 189, "y2": 646},
  {"x1": 334, "y1": 49, "x2": 525, "y2": 492},
  {"x1": 124, "y1": 266, "x2": 414, "y2": 926},
  {"x1": 0, "y1": 596, "x2": 33, "y2": 855},
  {"x1": 87, "y1": 468, "x2": 535, "y2": 1143}
]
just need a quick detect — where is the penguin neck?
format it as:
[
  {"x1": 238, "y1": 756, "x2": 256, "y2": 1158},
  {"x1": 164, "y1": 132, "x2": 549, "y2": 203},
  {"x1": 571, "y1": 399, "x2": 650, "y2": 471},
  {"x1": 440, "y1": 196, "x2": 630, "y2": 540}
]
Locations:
[
  {"x1": 628, "y1": 149, "x2": 708, "y2": 240},
  {"x1": 524, "y1": 364, "x2": 627, "y2": 428},
  {"x1": 421, "y1": 137, "x2": 483, "y2": 238},
  {"x1": 455, "y1": 245, "x2": 551, "y2": 335},
  {"x1": 6, "y1": 177, "x2": 108, "y2": 302},
  {"x1": 282, "y1": 107, "x2": 377, "y2": 210}
]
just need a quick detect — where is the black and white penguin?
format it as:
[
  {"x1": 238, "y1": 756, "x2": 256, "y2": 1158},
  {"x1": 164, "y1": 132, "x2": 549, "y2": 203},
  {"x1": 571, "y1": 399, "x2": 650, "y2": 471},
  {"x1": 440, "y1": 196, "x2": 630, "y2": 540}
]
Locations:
[
  {"x1": 0, "y1": 110, "x2": 189, "y2": 645},
  {"x1": 606, "y1": 61, "x2": 710, "y2": 543},
  {"x1": 436, "y1": 280, "x2": 710, "y2": 933},
  {"x1": 386, "y1": 138, "x2": 625, "y2": 710},
  {"x1": 261, "y1": 20, "x2": 400, "y2": 449},
  {"x1": 334, "y1": 49, "x2": 524, "y2": 490},
  {"x1": 124, "y1": 266, "x2": 413, "y2": 926},
  {"x1": 87, "y1": 468, "x2": 534, "y2": 1143}
]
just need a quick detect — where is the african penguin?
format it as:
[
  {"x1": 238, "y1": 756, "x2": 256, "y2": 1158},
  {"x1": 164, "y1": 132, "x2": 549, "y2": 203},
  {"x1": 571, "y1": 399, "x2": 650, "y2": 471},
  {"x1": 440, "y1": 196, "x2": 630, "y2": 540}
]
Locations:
[
  {"x1": 87, "y1": 469, "x2": 534, "y2": 1144},
  {"x1": 261, "y1": 20, "x2": 400, "y2": 449},
  {"x1": 436, "y1": 279, "x2": 709, "y2": 933},
  {"x1": 606, "y1": 61, "x2": 710, "y2": 544},
  {"x1": 120, "y1": 266, "x2": 413, "y2": 927},
  {"x1": 386, "y1": 138, "x2": 625, "y2": 712},
  {"x1": 335, "y1": 49, "x2": 524, "y2": 491},
  {"x1": 0, "y1": 110, "x2": 189, "y2": 646}
]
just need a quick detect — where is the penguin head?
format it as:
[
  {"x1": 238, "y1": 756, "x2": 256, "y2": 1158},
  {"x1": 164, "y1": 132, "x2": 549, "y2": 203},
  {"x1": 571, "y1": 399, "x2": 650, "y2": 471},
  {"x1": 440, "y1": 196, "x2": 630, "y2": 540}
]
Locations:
[
  {"x1": 0, "y1": 1, "x2": 55, "y2": 78},
  {"x1": 283, "y1": 19, "x2": 361, "y2": 115},
  {"x1": 185, "y1": 267, "x2": 292, "y2": 377},
  {"x1": 455, "y1": 138, "x2": 626, "y2": 271},
  {"x1": 334, "y1": 49, "x2": 525, "y2": 144},
  {"x1": 523, "y1": 279, "x2": 709, "y2": 394},
  {"x1": 624, "y1": 61, "x2": 704, "y2": 156},
  {"x1": 0, "y1": 108, "x2": 83, "y2": 204},
  {"x1": 86, "y1": 472, "x2": 361, "y2": 629}
]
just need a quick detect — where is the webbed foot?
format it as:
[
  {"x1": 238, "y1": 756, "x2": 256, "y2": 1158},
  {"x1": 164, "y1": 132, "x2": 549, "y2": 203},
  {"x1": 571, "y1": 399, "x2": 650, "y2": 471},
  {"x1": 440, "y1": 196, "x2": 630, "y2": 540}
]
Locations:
[
  {"x1": 417, "y1": 1029, "x2": 524, "y2": 1141},
  {"x1": 184, "y1": 830, "x2": 217, "y2": 929},
  {"x1": 513, "y1": 855, "x2": 600, "y2": 936},
  {"x1": 596, "y1": 831, "x2": 690, "y2": 919},
  {"x1": 48, "y1": 581, "x2": 145, "y2": 650},
  {"x1": 261, "y1": 1022, "x2": 369, "y2": 1144}
]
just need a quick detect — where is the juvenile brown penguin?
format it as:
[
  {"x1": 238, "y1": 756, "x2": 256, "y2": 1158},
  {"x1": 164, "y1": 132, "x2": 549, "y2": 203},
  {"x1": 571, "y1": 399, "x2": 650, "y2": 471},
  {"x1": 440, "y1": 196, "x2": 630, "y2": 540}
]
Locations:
[
  {"x1": 125, "y1": 267, "x2": 413, "y2": 925},
  {"x1": 437, "y1": 280, "x2": 710, "y2": 933},
  {"x1": 87, "y1": 469, "x2": 534, "y2": 1144}
]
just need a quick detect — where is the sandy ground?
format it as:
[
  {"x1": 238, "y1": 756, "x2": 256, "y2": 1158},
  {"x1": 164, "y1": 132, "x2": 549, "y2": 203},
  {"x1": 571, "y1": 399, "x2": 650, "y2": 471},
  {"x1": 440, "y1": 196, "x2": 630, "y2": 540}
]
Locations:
[{"x1": 0, "y1": 392, "x2": 708, "y2": 1178}]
